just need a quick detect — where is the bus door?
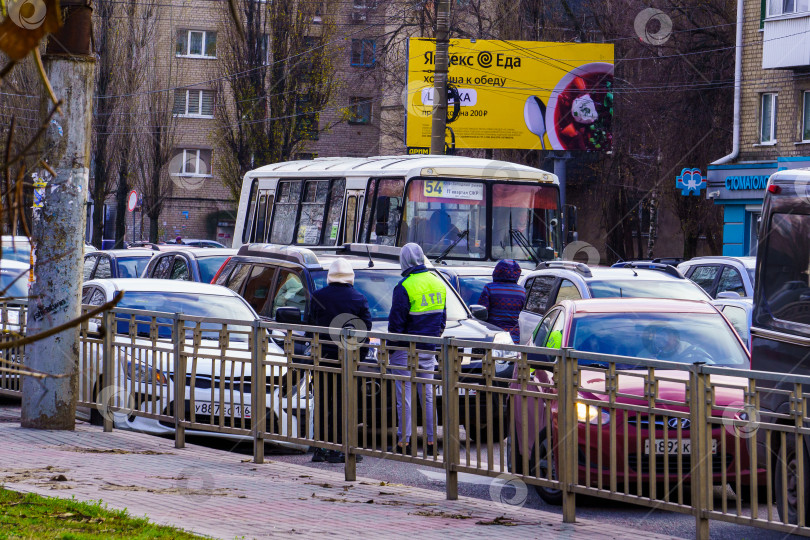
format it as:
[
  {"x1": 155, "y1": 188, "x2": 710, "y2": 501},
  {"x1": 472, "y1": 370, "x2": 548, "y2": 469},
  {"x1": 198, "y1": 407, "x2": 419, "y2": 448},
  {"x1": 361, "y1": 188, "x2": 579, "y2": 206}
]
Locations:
[
  {"x1": 343, "y1": 190, "x2": 364, "y2": 244},
  {"x1": 249, "y1": 189, "x2": 274, "y2": 243}
]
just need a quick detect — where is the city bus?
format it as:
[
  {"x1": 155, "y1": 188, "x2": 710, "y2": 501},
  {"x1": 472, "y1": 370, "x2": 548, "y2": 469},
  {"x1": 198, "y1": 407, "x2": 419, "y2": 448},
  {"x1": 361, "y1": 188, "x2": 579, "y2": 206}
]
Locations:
[
  {"x1": 233, "y1": 155, "x2": 565, "y2": 264},
  {"x1": 751, "y1": 168, "x2": 810, "y2": 524}
]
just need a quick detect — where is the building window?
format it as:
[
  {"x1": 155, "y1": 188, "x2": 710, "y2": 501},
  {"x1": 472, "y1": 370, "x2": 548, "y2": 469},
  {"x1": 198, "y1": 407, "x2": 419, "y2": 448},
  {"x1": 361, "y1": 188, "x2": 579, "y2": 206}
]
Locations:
[
  {"x1": 350, "y1": 39, "x2": 375, "y2": 67},
  {"x1": 803, "y1": 91, "x2": 810, "y2": 142},
  {"x1": 348, "y1": 97, "x2": 372, "y2": 124},
  {"x1": 173, "y1": 149, "x2": 212, "y2": 177},
  {"x1": 760, "y1": 93, "x2": 777, "y2": 144},
  {"x1": 767, "y1": 0, "x2": 810, "y2": 16},
  {"x1": 295, "y1": 95, "x2": 319, "y2": 140},
  {"x1": 173, "y1": 89, "x2": 215, "y2": 117},
  {"x1": 176, "y1": 30, "x2": 216, "y2": 58}
]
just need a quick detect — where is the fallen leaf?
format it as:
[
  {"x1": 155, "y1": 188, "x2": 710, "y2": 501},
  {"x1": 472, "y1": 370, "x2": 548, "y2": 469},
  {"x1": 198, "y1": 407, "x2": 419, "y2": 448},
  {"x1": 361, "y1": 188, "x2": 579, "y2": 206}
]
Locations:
[
  {"x1": 49, "y1": 474, "x2": 68, "y2": 482},
  {"x1": 379, "y1": 491, "x2": 395, "y2": 495},
  {"x1": 475, "y1": 516, "x2": 519, "y2": 526}
]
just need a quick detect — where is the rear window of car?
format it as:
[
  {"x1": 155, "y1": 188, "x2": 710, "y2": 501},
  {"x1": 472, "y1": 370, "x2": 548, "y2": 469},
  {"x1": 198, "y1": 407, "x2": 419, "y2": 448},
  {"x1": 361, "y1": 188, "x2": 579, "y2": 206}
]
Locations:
[
  {"x1": 458, "y1": 276, "x2": 491, "y2": 305},
  {"x1": 587, "y1": 280, "x2": 709, "y2": 301},
  {"x1": 311, "y1": 269, "x2": 468, "y2": 321},
  {"x1": 197, "y1": 256, "x2": 231, "y2": 283},
  {"x1": 117, "y1": 256, "x2": 151, "y2": 278}
]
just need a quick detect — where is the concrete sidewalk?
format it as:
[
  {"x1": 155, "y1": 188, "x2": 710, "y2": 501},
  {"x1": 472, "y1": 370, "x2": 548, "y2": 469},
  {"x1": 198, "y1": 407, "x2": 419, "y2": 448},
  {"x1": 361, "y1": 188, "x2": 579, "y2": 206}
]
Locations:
[{"x1": 0, "y1": 406, "x2": 679, "y2": 539}]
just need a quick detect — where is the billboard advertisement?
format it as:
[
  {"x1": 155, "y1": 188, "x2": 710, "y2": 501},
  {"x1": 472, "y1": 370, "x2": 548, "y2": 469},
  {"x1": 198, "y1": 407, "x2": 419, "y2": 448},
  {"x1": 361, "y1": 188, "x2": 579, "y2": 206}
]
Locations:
[{"x1": 405, "y1": 38, "x2": 615, "y2": 151}]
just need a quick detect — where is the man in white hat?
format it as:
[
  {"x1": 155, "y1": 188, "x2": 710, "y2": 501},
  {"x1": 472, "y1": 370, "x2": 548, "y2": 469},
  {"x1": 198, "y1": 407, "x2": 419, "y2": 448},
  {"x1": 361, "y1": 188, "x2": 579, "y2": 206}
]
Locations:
[{"x1": 308, "y1": 258, "x2": 372, "y2": 463}]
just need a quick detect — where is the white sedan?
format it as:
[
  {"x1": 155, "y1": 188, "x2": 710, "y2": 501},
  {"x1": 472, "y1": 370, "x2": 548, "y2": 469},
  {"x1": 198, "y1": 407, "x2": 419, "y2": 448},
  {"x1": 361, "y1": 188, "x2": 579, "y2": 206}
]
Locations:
[{"x1": 80, "y1": 278, "x2": 312, "y2": 451}]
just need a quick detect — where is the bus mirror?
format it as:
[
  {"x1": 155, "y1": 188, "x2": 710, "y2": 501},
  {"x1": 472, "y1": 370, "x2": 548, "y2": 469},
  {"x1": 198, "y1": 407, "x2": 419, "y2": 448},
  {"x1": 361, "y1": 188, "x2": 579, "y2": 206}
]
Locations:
[
  {"x1": 376, "y1": 196, "x2": 390, "y2": 224},
  {"x1": 375, "y1": 222, "x2": 389, "y2": 236},
  {"x1": 565, "y1": 205, "x2": 578, "y2": 232}
]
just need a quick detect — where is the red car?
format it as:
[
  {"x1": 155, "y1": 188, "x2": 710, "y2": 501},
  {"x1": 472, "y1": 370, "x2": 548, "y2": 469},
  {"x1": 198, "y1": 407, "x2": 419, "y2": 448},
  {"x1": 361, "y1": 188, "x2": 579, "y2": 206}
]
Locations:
[{"x1": 509, "y1": 298, "x2": 764, "y2": 504}]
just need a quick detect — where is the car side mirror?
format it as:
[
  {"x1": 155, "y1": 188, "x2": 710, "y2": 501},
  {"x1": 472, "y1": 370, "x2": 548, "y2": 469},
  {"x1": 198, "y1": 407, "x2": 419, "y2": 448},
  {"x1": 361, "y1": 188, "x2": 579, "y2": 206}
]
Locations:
[
  {"x1": 469, "y1": 304, "x2": 488, "y2": 321},
  {"x1": 275, "y1": 307, "x2": 302, "y2": 324},
  {"x1": 716, "y1": 291, "x2": 742, "y2": 299}
]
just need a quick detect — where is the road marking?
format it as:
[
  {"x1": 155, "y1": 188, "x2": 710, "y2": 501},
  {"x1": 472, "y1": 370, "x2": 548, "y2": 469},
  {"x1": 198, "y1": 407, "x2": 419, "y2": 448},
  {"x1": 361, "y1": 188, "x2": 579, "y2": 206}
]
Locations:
[{"x1": 418, "y1": 468, "x2": 498, "y2": 485}]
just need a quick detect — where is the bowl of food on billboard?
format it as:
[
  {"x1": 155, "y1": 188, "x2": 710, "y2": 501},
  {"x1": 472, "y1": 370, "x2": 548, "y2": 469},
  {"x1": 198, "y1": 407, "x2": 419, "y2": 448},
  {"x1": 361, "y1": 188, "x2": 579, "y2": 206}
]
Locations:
[{"x1": 544, "y1": 62, "x2": 613, "y2": 151}]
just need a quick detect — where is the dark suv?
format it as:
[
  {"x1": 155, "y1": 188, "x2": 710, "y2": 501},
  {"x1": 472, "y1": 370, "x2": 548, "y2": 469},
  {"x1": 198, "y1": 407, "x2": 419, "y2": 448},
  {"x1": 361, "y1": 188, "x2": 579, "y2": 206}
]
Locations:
[{"x1": 210, "y1": 243, "x2": 517, "y2": 442}]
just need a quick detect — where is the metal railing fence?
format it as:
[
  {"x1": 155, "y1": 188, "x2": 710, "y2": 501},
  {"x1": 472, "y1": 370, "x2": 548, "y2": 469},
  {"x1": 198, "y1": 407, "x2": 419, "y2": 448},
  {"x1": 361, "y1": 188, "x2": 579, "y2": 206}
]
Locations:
[{"x1": 2, "y1": 304, "x2": 810, "y2": 539}]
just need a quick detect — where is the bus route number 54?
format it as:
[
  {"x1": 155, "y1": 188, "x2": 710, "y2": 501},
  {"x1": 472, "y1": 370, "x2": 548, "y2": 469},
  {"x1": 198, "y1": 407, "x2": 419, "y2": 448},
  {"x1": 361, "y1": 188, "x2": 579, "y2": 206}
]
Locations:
[{"x1": 424, "y1": 180, "x2": 444, "y2": 197}]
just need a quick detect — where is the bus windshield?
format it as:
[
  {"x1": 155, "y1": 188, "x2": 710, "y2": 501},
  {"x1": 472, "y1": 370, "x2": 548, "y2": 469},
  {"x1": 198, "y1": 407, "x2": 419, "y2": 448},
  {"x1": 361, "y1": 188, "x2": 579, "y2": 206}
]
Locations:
[{"x1": 400, "y1": 179, "x2": 560, "y2": 262}]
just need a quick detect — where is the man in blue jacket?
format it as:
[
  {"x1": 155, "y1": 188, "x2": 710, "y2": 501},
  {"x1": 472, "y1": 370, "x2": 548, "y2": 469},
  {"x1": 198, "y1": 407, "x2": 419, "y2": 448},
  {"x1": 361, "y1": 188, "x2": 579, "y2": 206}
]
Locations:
[
  {"x1": 308, "y1": 258, "x2": 372, "y2": 463},
  {"x1": 388, "y1": 243, "x2": 446, "y2": 453}
]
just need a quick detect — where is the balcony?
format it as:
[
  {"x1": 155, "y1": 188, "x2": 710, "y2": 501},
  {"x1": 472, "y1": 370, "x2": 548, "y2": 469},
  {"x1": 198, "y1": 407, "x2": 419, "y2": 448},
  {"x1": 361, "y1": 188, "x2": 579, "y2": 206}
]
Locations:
[{"x1": 762, "y1": 12, "x2": 810, "y2": 69}]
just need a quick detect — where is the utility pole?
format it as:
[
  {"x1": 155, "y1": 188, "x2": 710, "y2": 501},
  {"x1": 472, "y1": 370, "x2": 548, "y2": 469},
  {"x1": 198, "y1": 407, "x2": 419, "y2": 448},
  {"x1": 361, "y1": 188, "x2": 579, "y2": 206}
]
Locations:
[
  {"x1": 21, "y1": 0, "x2": 95, "y2": 430},
  {"x1": 430, "y1": 0, "x2": 451, "y2": 155}
]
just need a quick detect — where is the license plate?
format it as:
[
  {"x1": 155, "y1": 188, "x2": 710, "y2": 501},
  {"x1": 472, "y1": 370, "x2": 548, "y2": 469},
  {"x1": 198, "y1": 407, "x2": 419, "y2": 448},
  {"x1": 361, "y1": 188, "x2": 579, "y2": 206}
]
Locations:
[
  {"x1": 644, "y1": 439, "x2": 717, "y2": 455},
  {"x1": 194, "y1": 402, "x2": 251, "y2": 419},
  {"x1": 435, "y1": 386, "x2": 475, "y2": 397}
]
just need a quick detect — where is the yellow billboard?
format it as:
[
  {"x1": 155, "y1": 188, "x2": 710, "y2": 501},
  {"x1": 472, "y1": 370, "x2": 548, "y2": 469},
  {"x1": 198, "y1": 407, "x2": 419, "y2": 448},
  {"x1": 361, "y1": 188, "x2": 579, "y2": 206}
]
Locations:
[{"x1": 405, "y1": 38, "x2": 614, "y2": 151}]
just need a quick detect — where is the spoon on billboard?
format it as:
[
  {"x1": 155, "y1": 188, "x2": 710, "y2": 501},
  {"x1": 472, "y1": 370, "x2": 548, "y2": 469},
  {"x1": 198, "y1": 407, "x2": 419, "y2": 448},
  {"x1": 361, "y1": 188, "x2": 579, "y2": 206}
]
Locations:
[{"x1": 524, "y1": 96, "x2": 547, "y2": 150}]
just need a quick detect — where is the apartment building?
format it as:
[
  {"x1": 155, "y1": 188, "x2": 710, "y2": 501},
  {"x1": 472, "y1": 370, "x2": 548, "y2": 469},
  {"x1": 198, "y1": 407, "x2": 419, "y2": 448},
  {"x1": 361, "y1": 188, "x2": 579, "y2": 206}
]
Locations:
[
  {"x1": 105, "y1": 0, "x2": 385, "y2": 245},
  {"x1": 707, "y1": 0, "x2": 810, "y2": 255}
]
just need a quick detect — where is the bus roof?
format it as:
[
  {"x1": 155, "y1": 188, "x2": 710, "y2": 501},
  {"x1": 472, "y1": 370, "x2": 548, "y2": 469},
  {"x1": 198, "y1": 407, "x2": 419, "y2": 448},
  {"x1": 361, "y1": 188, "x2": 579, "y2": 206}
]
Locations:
[{"x1": 246, "y1": 155, "x2": 558, "y2": 184}]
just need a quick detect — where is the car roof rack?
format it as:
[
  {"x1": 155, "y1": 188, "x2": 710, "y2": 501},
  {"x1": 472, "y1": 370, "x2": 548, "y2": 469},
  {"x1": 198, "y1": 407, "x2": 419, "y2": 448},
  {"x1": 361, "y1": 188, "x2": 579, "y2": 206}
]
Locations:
[
  {"x1": 651, "y1": 257, "x2": 685, "y2": 265},
  {"x1": 237, "y1": 243, "x2": 321, "y2": 267},
  {"x1": 535, "y1": 260, "x2": 592, "y2": 277},
  {"x1": 127, "y1": 242, "x2": 160, "y2": 251},
  {"x1": 612, "y1": 261, "x2": 683, "y2": 278}
]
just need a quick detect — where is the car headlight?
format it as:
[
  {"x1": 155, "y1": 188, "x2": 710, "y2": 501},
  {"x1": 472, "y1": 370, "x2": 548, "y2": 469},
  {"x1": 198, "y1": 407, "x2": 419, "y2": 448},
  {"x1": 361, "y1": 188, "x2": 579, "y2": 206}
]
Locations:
[
  {"x1": 492, "y1": 332, "x2": 518, "y2": 360},
  {"x1": 126, "y1": 361, "x2": 167, "y2": 385},
  {"x1": 576, "y1": 402, "x2": 610, "y2": 425}
]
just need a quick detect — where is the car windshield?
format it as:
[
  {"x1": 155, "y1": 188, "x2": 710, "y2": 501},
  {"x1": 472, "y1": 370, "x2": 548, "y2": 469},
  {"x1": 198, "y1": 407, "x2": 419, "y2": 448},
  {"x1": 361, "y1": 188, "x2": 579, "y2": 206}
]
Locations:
[
  {"x1": 570, "y1": 312, "x2": 749, "y2": 368},
  {"x1": 311, "y1": 269, "x2": 469, "y2": 321},
  {"x1": 197, "y1": 256, "x2": 230, "y2": 283},
  {"x1": 588, "y1": 280, "x2": 709, "y2": 301},
  {"x1": 458, "y1": 276, "x2": 492, "y2": 306},
  {"x1": 117, "y1": 257, "x2": 151, "y2": 278},
  {"x1": 117, "y1": 292, "x2": 254, "y2": 340},
  {"x1": 2, "y1": 244, "x2": 30, "y2": 263},
  {"x1": 0, "y1": 269, "x2": 28, "y2": 300}
]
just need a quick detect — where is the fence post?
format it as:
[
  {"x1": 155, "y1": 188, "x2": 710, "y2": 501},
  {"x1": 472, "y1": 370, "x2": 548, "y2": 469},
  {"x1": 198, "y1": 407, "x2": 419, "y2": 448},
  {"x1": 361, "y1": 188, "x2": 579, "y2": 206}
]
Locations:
[
  {"x1": 173, "y1": 314, "x2": 185, "y2": 449},
  {"x1": 442, "y1": 337, "x2": 458, "y2": 500},
  {"x1": 252, "y1": 320, "x2": 265, "y2": 464},
  {"x1": 689, "y1": 363, "x2": 710, "y2": 540},
  {"x1": 102, "y1": 310, "x2": 114, "y2": 433},
  {"x1": 344, "y1": 328, "x2": 358, "y2": 482},
  {"x1": 558, "y1": 348, "x2": 577, "y2": 523}
]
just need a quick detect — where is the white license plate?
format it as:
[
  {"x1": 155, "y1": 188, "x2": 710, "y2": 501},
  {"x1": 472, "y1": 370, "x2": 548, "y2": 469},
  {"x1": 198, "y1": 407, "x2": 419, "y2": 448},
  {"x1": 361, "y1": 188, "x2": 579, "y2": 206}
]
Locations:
[
  {"x1": 194, "y1": 402, "x2": 251, "y2": 419},
  {"x1": 435, "y1": 386, "x2": 475, "y2": 397},
  {"x1": 645, "y1": 439, "x2": 717, "y2": 455}
]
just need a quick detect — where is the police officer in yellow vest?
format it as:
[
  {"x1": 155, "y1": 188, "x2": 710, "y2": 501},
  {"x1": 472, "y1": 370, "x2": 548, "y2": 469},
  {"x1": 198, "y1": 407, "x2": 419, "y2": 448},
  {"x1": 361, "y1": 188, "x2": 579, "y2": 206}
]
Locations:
[{"x1": 388, "y1": 243, "x2": 446, "y2": 453}]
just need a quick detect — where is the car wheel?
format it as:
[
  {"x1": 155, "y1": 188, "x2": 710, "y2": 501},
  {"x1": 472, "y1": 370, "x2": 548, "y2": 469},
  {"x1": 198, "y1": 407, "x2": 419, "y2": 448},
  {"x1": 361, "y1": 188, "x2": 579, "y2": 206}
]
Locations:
[
  {"x1": 776, "y1": 435, "x2": 810, "y2": 524},
  {"x1": 507, "y1": 429, "x2": 562, "y2": 505},
  {"x1": 535, "y1": 430, "x2": 563, "y2": 506}
]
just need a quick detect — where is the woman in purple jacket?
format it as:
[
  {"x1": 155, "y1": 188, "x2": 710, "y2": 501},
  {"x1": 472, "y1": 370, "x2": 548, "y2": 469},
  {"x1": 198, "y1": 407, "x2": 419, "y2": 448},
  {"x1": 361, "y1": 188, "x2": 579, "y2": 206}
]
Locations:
[{"x1": 478, "y1": 259, "x2": 525, "y2": 344}]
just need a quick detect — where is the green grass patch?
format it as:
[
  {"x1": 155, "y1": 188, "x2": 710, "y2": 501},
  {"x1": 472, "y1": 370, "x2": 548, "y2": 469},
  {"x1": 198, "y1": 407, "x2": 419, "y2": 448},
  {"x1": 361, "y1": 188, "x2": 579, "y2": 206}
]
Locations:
[{"x1": 0, "y1": 488, "x2": 203, "y2": 539}]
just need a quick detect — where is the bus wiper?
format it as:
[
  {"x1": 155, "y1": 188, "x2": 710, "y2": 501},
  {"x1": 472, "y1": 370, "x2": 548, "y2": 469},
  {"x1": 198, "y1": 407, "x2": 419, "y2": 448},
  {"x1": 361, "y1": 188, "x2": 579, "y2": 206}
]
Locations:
[
  {"x1": 435, "y1": 229, "x2": 468, "y2": 263},
  {"x1": 509, "y1": 229, "x2": 539, "y2": 264}
]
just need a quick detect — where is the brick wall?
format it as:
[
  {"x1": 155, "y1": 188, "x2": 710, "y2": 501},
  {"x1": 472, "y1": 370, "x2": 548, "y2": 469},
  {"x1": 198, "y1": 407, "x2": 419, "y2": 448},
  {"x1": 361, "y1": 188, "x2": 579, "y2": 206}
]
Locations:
[{"x1": 739, "y1": 0, "x2": 810, "y2": 161}]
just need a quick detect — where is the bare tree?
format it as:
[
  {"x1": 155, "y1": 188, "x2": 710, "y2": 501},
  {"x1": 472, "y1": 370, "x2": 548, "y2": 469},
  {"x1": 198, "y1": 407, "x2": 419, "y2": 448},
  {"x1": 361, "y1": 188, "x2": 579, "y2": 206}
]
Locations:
[{"x1": 216, "y1": 0, "x2": 339, "y2": 199}]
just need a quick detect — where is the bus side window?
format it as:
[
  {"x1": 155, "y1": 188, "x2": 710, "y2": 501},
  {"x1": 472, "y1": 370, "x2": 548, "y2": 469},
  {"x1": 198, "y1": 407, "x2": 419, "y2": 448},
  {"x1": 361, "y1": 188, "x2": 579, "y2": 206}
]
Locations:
[
  {"x1": 252, "y1": 192, "x2": 273, "y2": 242},
  {"x1": 345, "y1": 195, "x2": 358, "y2": 243},
  {"x1": 242, "y1": 179, "x2": 259, "y2": 244},
  {"x1": 362, "y1": 178, "x2": 404, "y2": 244}
]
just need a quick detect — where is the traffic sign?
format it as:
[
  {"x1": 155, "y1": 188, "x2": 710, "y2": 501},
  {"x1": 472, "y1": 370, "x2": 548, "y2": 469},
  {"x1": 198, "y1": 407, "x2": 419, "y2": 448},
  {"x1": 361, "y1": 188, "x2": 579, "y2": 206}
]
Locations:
[{"x1": 127, "y1": 190, "x2": 138, "y2": 212}]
